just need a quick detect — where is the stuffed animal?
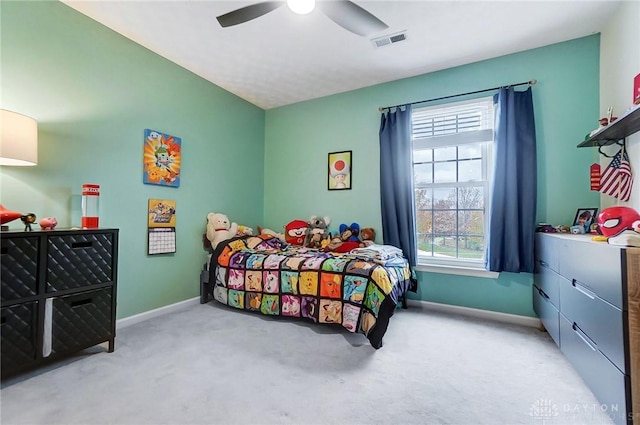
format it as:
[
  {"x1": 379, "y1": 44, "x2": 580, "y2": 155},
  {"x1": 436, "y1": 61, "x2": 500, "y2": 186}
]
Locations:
[
  {"x1": 325, "y1": 235, "x2": 343, "y2": 251},
  {"x1": 305, "y1": 232, "x2": 323, "y2": 249},
  {"x1": 257, "y1": 226, "x2": 285, "y2": 241},
  {"x1": 237, "y1": 225, "x2": 254, "y2": 236},
  {"x1": 320, "y1": 234, "x2": 332, "y2": 249},
  {"x1": 206, "y1": 212, "x2": 239, "y2": 250},
  {"x1": 360, "y1": 227, "x2": 375, "y2": 247},
  {"x1": 305, "y1": 215, "x2": 331, "y2": 247},
  {"x1": 339, "y1": 223, "x2": 360, "y2": 242},
  {"x1": 325, "y1": 235, "x2": 359, "y2": 253},
  {"x1": 284, "y1": 219, "x2": 309, "y2": 245}
]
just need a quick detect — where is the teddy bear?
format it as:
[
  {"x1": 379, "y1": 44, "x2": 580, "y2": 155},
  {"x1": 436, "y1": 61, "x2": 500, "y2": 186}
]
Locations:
[
  {"x1": 360, "y1": 227, "x2": 375, "y2": 247},
  {"x1": 206, "y1": 212, "x2": 239, "y2": 250},
  {"x1": 305, "y1": 215, "x2": 331, "y2": 248}
]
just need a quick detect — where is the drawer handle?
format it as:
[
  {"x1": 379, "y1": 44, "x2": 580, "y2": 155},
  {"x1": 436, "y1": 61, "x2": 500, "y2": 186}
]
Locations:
[
  {"x1": 572, "y1": 323, "x2": 597, "y2": 352},
  {"x1": 70, "y1": 298, "x2": 93, "y2": 308},
  {"x1": 572, "y1": 280, "x2": 595, "y2": 300},
  {"x1": 537, "y1": 287, "x2": 550, "y2": 300},
  {"x1": 72, "y1": 241, "x2": 93, "y2": 249}
]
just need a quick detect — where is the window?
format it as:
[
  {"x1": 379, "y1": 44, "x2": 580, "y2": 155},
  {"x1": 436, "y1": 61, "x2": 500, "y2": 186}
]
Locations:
[{"x1": 412, "y1": 97, "x2": 494, "y2": 269}]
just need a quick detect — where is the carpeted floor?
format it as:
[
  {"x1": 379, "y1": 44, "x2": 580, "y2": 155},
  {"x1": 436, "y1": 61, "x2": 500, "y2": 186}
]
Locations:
[{"x1": 1, "y1": 301, "x2": 615, "y2": 425}]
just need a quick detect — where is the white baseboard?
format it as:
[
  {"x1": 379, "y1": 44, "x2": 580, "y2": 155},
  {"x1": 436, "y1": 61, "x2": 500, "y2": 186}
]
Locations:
[
  {"x1": 116, "y1": 297, "x2": 200, "y2": 330},
  {"x1": 115, "y1": 297, "x2": 540, "y2": 331},
  {"x1": 407, "y1": 299, "x2": 541, "y2": 328}
]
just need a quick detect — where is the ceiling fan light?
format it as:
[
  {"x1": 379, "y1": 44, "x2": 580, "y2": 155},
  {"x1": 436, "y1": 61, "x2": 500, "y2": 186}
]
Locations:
[{"x1": 287, "y1": 0, "x2": 315, "y2": 15}]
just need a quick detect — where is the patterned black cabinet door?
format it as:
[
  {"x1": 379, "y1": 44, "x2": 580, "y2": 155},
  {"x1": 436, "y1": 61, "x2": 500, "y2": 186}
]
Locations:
[
  {"x1": 1, "y1": 303, "x2": 37, "y2": 371},
  {"x1": 46, "y1": 233, "x2": 114, "y2": 292},
  {"x1": 50, "y1": 288, "x2": 112, "y2": 355},
  {"x1": 1, "y1": 236, "x2": 39, "y2": 302}
]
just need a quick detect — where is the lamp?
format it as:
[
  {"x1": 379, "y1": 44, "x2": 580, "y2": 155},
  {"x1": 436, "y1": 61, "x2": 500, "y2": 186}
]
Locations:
[
  {"x1": 1, "y1": 109, "x2": 38, "y2": 166},
  {"x1": 287, "y1": 0, "x2": 315, "y2": 15}
]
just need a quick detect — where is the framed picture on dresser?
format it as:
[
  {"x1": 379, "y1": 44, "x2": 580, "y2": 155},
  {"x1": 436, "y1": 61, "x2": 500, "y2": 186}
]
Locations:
[{"x1": 573, "y1": 208, "x2": 597, "y2": 233}]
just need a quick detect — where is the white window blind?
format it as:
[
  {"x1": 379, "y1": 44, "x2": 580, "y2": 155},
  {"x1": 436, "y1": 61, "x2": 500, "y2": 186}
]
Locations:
[{"x1": 413, "y1": 98, "x2": 494, "y2": 149}]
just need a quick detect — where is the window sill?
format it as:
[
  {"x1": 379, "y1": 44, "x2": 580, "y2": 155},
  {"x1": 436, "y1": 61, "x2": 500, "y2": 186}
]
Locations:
[{"x1": 415, "y1": 263, "x2": 500, "y2": 279}]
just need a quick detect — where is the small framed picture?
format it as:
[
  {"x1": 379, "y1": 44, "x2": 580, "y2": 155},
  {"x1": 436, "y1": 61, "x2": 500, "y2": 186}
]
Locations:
[
  {"x1": 328, "y1": 150, "x2": 352, "y2": 190},
  {"x1": 573, "y1": 208, "x2": 598, "y2": 233}
]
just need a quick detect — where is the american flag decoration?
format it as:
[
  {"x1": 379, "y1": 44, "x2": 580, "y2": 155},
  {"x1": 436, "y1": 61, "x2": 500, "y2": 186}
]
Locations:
[
  {"x1": 590, "y1": 163, "x2": 601, "y2": 190},
  {"x1": 600, "y1": 149, "x2": 633, "y2": 201}
]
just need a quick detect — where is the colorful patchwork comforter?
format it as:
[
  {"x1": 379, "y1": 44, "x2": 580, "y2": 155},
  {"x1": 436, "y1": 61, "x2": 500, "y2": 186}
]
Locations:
[{"x1": 208, "y1": 235, "x2": 412, "y2": 348}]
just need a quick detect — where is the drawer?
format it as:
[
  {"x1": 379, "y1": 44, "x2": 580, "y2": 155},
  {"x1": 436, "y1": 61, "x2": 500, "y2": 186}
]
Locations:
[
  {"x1": 557, "y1": 239, "x2": 623, "y2": 309},
  {"x1": 533, "y1": 264, "x2": 560, "y2": 308},
  {"x1": 1, "y1": 236, "x2": 39, "y2": 301},
  {"x1": 46, "y1": 233, "x2": 115, "y2": 292},
  {"x1": 559, "y1": 316, "x2": 629, "y2": 425},
  {"x1": 533, "y1": 285, "x2": 560, "y2": 345},
  {"x1": 1, "y1": 302, "x2": 38, "y2": 371},
  {"x1": 50, "y1": 288, "x2": 113, "y2": 356},
  {"x1": 535, "y1": 233, "x2": 558, "y2": 272},
  {"x1": 559, "y1": 276, "x2": 626, "y2": 372}
]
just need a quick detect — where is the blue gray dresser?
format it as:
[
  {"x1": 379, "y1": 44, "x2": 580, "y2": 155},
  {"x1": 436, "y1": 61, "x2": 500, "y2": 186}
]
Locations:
[{"x1": 534, "y1": 233, "x2": 640, "y2": 425}]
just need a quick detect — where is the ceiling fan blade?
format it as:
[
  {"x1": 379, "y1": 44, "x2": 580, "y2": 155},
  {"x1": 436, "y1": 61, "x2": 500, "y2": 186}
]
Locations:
[
  {"x1": 318, "y1": 0, "x2": 388, "y2": 36},
  {"x1": 217, "y1": 1, "x2": 285, "y2": 27}
]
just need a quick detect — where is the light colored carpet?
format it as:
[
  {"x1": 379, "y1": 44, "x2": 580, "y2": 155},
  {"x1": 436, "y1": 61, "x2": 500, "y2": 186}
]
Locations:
[{"x1": 1, "y1": 302, "x2": 615, "y2": 425}]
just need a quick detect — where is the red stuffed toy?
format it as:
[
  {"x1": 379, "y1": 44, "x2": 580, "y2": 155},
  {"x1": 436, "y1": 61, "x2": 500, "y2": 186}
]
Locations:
[{"x1": 284, "y1": 219, "x2": 309, "y2": 245}]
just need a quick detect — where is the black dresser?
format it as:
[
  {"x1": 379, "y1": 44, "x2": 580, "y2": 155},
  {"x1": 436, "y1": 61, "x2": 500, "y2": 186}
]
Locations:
[{"x1": 1, "y1": 228, "x2": 119, "y2": 378}]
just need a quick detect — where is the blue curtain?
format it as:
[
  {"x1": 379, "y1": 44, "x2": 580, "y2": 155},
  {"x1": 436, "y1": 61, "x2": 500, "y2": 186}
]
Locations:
[
  {"x1": 485, "y1": 87, "x2": 537, "y2": 273},
  {"x1": 379, "y1": 105, "x2": 417, "y2": 268}
]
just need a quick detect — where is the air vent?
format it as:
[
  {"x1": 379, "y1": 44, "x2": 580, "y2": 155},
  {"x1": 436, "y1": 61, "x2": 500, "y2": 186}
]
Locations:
[{"x1": 371, "y1": 31, "x2": 407, "y2": 48}]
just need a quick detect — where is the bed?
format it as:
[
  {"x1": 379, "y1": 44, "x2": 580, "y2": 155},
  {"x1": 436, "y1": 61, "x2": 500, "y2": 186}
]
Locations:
[{"x1": 200, "y1": 234, "x2": 413, "y2": 348}]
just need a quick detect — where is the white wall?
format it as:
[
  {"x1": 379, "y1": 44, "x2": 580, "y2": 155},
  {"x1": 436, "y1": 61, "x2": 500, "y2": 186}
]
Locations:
[{"x1": 599, "y1": 0, "x2": 640, "y2": 210}]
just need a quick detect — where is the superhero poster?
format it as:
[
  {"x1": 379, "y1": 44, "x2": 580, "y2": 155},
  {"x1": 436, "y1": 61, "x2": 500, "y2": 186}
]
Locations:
[
  {"x1": 143, "y1": 129, "x2": 181, "y2": 187},
  {"x1": 328, "y1": 150, "x2": 352, "y2": 190}
]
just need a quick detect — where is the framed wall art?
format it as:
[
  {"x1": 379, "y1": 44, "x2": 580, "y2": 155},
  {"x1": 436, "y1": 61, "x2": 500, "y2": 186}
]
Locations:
[
  {"x1": 328, "y1": 150, "x2": 352, "y2": 190},
  {"x1": 143, "y1": 129, "x2": 181, "y2": 188}
]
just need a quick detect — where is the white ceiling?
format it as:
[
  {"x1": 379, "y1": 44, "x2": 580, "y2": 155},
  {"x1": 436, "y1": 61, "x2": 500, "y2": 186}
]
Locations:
[{"x1": 61, "y1": 0, "x2": 620, "y2": 110}]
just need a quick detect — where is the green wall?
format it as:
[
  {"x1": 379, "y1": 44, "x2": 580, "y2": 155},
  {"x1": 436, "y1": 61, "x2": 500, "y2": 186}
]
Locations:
[
  {"x1": 264, "y1": 35, "x2": 601, "y2": 317},
  {"x1": 0, "y1": 1, "x2": 266, "y2": 318},
  {"x1": 1, "y1": 1, "x2": 602, "y2": 320}
]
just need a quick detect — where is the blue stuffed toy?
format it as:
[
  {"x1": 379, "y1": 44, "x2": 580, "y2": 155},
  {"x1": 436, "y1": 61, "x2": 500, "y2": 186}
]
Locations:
[{"x1": 339, "y1": 223, "x2": 360, "y2": 242}]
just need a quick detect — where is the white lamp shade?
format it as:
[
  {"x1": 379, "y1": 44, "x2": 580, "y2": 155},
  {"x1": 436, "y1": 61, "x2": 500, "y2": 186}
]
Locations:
[{"x1": 1, "y1": 109, "x2": 38, "y2": 166}]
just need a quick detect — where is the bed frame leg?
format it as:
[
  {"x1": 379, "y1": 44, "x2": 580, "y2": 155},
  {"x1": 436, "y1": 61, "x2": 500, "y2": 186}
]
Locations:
[
  {"x1": 401, "y1": 293, "x2": 408, "y2": 309},
  {"x1": 200, "y1": 264, "x2": 210, "y2": 304}
]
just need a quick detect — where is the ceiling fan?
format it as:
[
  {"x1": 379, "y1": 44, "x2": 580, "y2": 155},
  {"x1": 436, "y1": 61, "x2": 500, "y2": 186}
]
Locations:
[{"x1": 216, "y1": 0, "x2": 388, "y2": 37}]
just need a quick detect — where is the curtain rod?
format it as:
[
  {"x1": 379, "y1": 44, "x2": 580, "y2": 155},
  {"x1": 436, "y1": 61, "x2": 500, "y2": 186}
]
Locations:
[{"x1": 378, "y1": 79, "x2": 537, "y2": 112}]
